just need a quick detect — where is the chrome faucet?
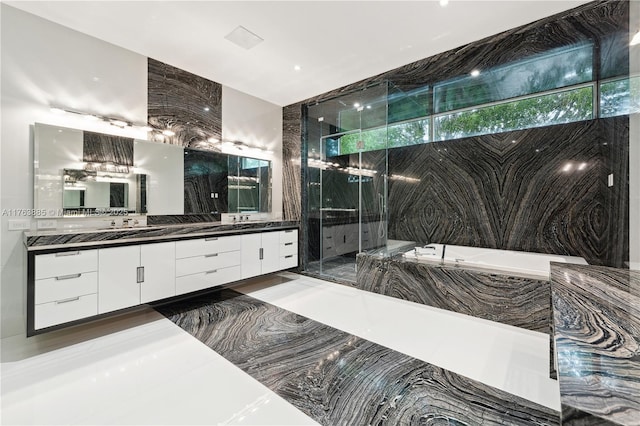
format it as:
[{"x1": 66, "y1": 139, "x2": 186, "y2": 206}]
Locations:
[{"x1": 122, "y1": 218, "x2": 130, "y2": 227}]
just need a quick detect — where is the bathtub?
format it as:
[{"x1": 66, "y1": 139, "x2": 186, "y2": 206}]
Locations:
[{"x1": 404, "y1": 243, "x2": 588, "y2": 279}]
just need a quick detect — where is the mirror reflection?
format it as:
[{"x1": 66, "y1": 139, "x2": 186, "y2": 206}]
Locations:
[{"x1": 34, "y1": 123, "x2": 272, "y2": 218}]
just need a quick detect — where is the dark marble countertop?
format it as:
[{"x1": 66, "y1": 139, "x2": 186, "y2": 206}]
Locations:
[
  {"x1": 551, "y1": 263, "x2": 640, "y2": 425},
  {"x1": 24, "y1": 220, "x2": 300, "y2": 251}
]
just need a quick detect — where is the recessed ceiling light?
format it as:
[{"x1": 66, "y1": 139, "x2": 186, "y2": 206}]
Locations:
[
  {"x1": 366, "y1": 105, "x2": 372, "y2": 109},
  {"x1": 354, "y1": 102, "x2": 361, "y2": 108},
  {"x1": 439, "y1": 0, "x2": 449, "y2": 6},
  {"x1": 204, "y1": 107, "x2": 210, "y2": 112},
  {"x1": 294, "y1": 65, "x2": 301, "y2": 71},
  {"x1": 224, "y1": 25, "x2": 264, "y2": 50},
  {"x1": 470, "y1": 69, "x2": 481, "y2": 77}
]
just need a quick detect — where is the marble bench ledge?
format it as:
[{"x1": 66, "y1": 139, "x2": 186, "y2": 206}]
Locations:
[
  {"x1": 551, "y1": 262, "x2": 640, "y2": 426},
  {"x1": 23, "y1": 220, "x2": 300, "y2": 251}
]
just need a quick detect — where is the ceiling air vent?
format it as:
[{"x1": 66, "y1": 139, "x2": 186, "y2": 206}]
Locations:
[{"x1": 224, "y1": 25, "x2": 264, "y2": 50}]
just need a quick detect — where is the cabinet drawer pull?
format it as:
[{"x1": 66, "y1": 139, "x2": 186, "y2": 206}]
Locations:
[
  {"x1": 325, "y1": 246, "x2": 333, "y2": 250},
  {"x1": 205, "y1": 269, "x2": 218, "y2": 275},
  {"x1": 325, "y1": 236, "x2": 332, "y2": 239},
  {"x1": 55, "y1": 251, "x2": 80, "y2": 257},
  {"x1": 55, "y1": 273, "x2": 82, "y2": 281},
  {"x1": 259, "y1": 248, "x2": 264, "y2": 260},
  {"x1": 205, "y1": 237, "x2": 219, "y2": 241},
  {"x1": 284, "y1": 242, "x2": 293, "y2": 246},
  {"x1": 205, "y1": 253, "x2": 219, "y2": 258},
  {"x1": 136, "y1": 266, "x2": 145, "y2": 284},
  {"x1": 56, "y1": 296, "x2": 80, "y2": 304},
  {"x1": 285, "y1": 230, "x2": 294, "y2": 233},
  {"x1": 285, "y1": 255, "x2": 293, "y2": 259}
]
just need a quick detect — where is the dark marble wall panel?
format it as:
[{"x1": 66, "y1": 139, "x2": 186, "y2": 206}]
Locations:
[
  {"x1": 148, "y1": 58, "x2": 222, "y2": 148},
  {"x1": 82, "y1": 131, "x2": 134, "y2": 165},
  {"x1": 282, "y1": 103, "x2": 302, "y2": 221},
  {"x1": 356, "y1": 254, "x2": 550, "y2": 333},
  {"x1": 183, "y1": 149, "x2": 228, "y2": 215},
  {"x1": 602, "y1": 117, "x2": 630, "y2": 268},
  {"x1": 388, "y1": 120, "x2": 617, "y2": 265}
]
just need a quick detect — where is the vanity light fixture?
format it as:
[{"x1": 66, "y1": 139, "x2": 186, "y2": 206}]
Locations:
[
  {"x1": 207, "y1": 137, "x2": 220, "y2": 143},
  {"x1": 631, "y1": 30, "x2": 640, "y2": 46},
  {"x1": 49, "y1": 106, "x2": 135, "y2": 128},
  {"x1": 162, "y1": 129, "x2": 175, "y2": 136},
  {"x1": 294, "y1": 65, "x2": 301, "y2": 71}
]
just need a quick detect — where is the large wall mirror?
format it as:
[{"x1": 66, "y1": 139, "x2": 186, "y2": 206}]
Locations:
[{"x1": 34, "y1": 123, "x2": 272, "y2": 218}]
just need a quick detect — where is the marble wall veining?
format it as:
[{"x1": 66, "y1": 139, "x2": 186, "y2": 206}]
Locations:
[
  {"x1": 82, "y1": 131, "x2": 134, "y2": 166},
  {"x1": 282, "y1": 104, "x2": 302, "y2": 222},
  {"x1": 387, "y1": 118, "x2": 627, "y2": 267},
  {"x1": 147, "y1": 58, "x2": 222, "y2": 148}
]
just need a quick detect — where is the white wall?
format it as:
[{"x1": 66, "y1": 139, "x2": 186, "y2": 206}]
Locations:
[
  {"x1": 1, "y1": 5, "x2": 147, "y2": 338},
  {"x1": 222, "y1": 86, "x2": 283, "y2": 219}
]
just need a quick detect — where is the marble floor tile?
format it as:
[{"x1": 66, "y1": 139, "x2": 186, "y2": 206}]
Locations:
[
  {"x1": 1, "y1": 308, "x2": 317, "y2": 425},
  {"x1": 159, "y1": 281, "x2": 560, "y2": 425},
  {"x1": 235, "y1": 272, "x2": 561, "y2": 411}
]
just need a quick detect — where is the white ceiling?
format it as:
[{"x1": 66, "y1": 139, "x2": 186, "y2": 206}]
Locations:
[{"x1": 7, "y1": 1, "x2": 589, "y2": 106}]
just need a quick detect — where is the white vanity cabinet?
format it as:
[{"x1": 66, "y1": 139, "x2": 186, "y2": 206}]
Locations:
[
  {"x1": 98, "y1": 242, "x2": 176, "y2": 314},
  {"x1": 175, "y1": 235, "x2": 241, "y2": 295},
  {"x1": 34, "y1": 250, "x2": 99, "y2": 330},
  {"x1": 27, "y1": 226, "x2": 299, "y2": 336},
  {"x1": 242, "y1": 230, "x2": 298, "y2": 278},
  {"x1": 241, "y1": 232, "x2": 280, "y2": 278}
]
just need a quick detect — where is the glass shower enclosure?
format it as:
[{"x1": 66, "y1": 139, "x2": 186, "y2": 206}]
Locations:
[{"x1": 305, "y1": 84, "x2": 390, "y2": 282}]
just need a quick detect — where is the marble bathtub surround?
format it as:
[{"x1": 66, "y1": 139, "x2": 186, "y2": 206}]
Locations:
[
  {"x1": 147, "y1": 58, "x2": 222, "y2": 147},
  {"x1": 159, "y1": 288, "x2": 560, "y2": 425},
  {"x1": 551, "y1": 263, "x2": 640, "y2": 425},
  {"x1": 356, "y1": 253, "x2": 550, "y2": 333},
  {"x1": 24, "y1": 220, "x2": 299, "y2": 251}
]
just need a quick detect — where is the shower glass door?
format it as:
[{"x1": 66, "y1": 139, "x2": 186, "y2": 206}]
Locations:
[{"x1": 305, "y1": 83, "x2": 389, "y2": 282}]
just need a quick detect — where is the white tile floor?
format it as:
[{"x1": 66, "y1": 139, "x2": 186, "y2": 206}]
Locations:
[{"x1": 1, "y1": 272, "x2": 559, "y2": 425}]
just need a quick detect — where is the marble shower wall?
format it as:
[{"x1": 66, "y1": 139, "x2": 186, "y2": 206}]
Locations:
[
  {"x1": 147, "y1": 58, "x2": 222, "y2": 148},
  {"x1": 388, "y1": 118, "x2": 628, "y2": 267}
]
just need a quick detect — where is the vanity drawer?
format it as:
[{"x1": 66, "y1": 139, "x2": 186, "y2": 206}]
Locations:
[
  {"x1": 280, "y1": 241, "x2": 298, "y2": 257},
  {"x1": 280, "y1": 254, "x2": 298, "y2": 270},
  {"x1": 35, "y1": 272, "x2": 98, "y2": 305},
  {"x1": 175, "y1": 250, "x2": 241, "y2": 277},
  {"x1": 175, "y1": 236, "x2": 241, "y2": 259},
  {"x1": 175, "y1": 265, "x2": 241, "y2": 295},
  {"x1": 279, "y1": 229, "x2": 298, "y2": 244},
  {"x1": 34, "y1": 293, "x2": 98, "y2": 330},
  {"x1": 35, "y1": 250, "x2": 98, "y2": 280}
]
